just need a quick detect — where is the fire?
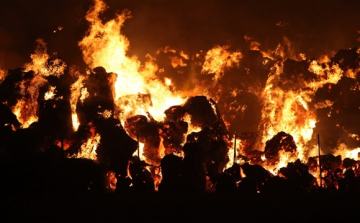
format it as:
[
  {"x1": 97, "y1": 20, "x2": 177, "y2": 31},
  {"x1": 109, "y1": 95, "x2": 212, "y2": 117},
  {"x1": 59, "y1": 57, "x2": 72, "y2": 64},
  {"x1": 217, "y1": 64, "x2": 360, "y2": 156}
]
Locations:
[
  {"x1": 226, "y1": 135, "x2": 244, "y2": 169},
  {"x1": 78, "y1": 0, "x2": 186, "y2": 124},
  {"x1": 98, "y1": 109, "x2": 112, "y2": 119},
  {"x1": 132, "y1": 142, "x2": 145, "y2": 159},
  {"x1": 201, "y1": 45, "x2": 242, "y2": 82},
  {"x1": 0, "y1": 68, "x2": 7, "y2": 84},
  {"x1": 334, "y1": 143, "x2": 360, "y2": 161},
  {"x1": 183, "y1": 113, "x2": 202, "y2": 135},
  {"x1": 72, "y1": 132, "x2": 101, "y2": 161},
  {"x1": 44, "y1": 86, "x2": 56, "y2": 100},
  {"x1": 106, "y1": 171, "x2": 117, "y2": 192},
  {"x1": 70, "y1": 73, "x2": 86, "y2": 131},
  {"x1": 12, "y1": 98, "x2": 39, "y2": 128},
  {"x1": 256, "y1": 53, "x2": 344, "y2": 173},
  {"x1": 11, "y1": 75, "x2": 47, "y2": 128},
  {"x1": 4, "y1": 0, "x2": 360, "y2": 194},
  {"x1": 308, "y1": 60, "x2": 343, "y2": 89},
  {"x1": 10, "y1": 38, "x2": 67, "y2": 128}
]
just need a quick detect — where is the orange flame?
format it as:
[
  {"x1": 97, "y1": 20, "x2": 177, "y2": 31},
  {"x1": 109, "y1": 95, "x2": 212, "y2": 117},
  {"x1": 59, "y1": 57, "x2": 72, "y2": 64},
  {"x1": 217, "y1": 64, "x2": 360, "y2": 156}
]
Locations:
[
  {"x1": 79, "y1": 0, "x2": 186, "y2": 125},
  {"x1": 72, "y1": 132, "x2": 101, "y2": 161},
  {"x1": 69, "y1": 74, "x2": 85, "y2": 132}
]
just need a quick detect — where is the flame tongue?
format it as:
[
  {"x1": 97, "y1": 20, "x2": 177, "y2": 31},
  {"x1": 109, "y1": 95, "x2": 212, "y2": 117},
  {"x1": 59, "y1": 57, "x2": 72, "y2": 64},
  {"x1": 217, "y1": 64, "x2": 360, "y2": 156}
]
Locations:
[
  {"x1": 79, "y1": 0, "x2": 186, "y2": 127},
  {"x1": 10, "y1": 39, "x2": 67, "y2": 129}
]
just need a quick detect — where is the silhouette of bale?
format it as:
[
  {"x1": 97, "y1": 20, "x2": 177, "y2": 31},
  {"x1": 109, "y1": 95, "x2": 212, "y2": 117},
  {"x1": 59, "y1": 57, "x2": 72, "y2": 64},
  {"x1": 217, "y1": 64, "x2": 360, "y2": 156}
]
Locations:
[
  {"x1": 60, "y1": 158, "x2": 105, "y2": 195},
  {"x1": 224, "y1": 163, "x2": 242, "y2": 182},
  {"x1": 9, "y1": 124, "x2": 43, "y2": 154},
  {"x1": 182, "y1": 96, "x2": 219, "y2": 129},
  {"x1": 164, "y1": 105, "x2": 186, "y2": 122},
  {"x1": 0, "y1": 69, "x2": 34, "y2": 106},
  {"x1": 94, "y1": 117, "x2": 137, "y2": 176},
  {"x1": 0, "y1": 103, "x2": 20, "y2": 128},
  {"x1": 128, "y1": 157, "x2": 155, "y2": 193},
  {"x1": 279, "y1": 159, "x2": 317, "y2": 193},
  {"x1": 182, "y1": 141, "x2": 206, "y2": 194},
  {"x1": 215, "y1": 173, "x2": 237, "y2": 194},
  {"x1": 320, "y1": 154, "x2": 342, "y2": 172},
  {"x1": 262, "y1": 176, "x2": 290, "y2": 195},
  {"x1": 343, "y1": 158, "x2": 357, "y2": 169},
  {"x1": 38, "y1": 99, "x2": 73, "y2": 140},
  {"x1": 159, "y1": 154, "x2": 184, "y2": 193},
  {"x1": 238, "y1": 163, "x2": 272, "y2": 194}
]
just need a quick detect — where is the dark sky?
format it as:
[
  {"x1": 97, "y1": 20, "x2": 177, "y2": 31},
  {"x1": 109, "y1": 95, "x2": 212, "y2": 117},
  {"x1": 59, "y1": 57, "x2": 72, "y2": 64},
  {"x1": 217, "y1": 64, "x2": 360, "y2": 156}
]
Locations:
[{"x1": 0, "y1": 0, "x2": 360, "y2": 70}]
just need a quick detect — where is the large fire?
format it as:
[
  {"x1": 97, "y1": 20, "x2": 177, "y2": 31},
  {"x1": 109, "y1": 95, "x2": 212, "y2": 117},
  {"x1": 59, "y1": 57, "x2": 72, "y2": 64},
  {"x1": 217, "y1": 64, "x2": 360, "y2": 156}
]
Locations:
[{"x1": 2, "y1": 0, "x2": 360, "y2": 194}]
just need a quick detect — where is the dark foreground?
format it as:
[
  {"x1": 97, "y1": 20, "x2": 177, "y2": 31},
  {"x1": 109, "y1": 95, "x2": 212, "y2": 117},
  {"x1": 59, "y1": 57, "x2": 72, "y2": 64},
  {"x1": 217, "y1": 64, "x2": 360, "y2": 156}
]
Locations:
[{"x1": 4, "y1": 190, "x2": 360, "y2": 222}]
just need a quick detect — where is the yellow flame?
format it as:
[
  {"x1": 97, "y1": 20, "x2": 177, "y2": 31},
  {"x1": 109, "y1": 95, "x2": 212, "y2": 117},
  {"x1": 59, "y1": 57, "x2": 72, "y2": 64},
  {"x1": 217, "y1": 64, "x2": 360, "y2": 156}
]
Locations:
[
  {"x1": 79, "y1": 0, "x2": 186, "y2": 125},
  {"x1": 24, "y1": 39, "x2": 66, "y2": 77},
  {"x1": 70, "y1": 74, "x2": 86, "y2": 131},
  {"x1": 334, "y1": 143, "x2": 360, "y2": 161},
  {"x1": 44, "y1": 86, "x2": 56, "y2": 100},
  {"x1": 257, "y1": 54, "x2": 344, "y2": 172},
  {"x1": 183, "y1": 113, "x2": 202, "y2": 135},
  {"x1": 98, "y1": 109, "x2": 112, "y2": 119},
  {"x1": 72, "y1": 133, "x2": 101, "y2": 160},
  {"x1": 201, "y1": 45, "x2": 242, "y2": 82}
]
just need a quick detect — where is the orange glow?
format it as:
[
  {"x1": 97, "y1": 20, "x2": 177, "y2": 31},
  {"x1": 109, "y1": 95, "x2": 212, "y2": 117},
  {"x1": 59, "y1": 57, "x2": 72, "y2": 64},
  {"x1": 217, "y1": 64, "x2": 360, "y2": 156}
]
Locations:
[
  {"x1": 79, "y1": 0, "x2": 186, "y2": 126},
  {"x1": 70, "y1": 73, "x2": 86, "y2": 131},
  {"x1": 44, "y1": 86, "x2": 56, "y2": 100},
  {"x1": 71, "y1": 131, "x2": 101, "y2": 161},
  {"x1": 10, "y1": 38, "x2": 67, "y2": 128},
  {"x1": 201, "y1": 45, "x2": 242, "y2": 82},
  {"x1": 334, "y1": 143, "x2": 360, "y2": 161},
  {"x1": 0, "y1": 68, "x2": 7, "y2": 84},
  {"x1": 106, "y1": 171, "x2": 117, "y2": 192}
]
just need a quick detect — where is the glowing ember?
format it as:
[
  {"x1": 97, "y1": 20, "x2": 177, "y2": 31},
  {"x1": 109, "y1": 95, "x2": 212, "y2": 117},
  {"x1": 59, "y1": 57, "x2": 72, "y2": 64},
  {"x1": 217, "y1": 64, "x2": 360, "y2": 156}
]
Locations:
[{"x1": 106, "y1": 171, "x2": 117, "y2": 192}]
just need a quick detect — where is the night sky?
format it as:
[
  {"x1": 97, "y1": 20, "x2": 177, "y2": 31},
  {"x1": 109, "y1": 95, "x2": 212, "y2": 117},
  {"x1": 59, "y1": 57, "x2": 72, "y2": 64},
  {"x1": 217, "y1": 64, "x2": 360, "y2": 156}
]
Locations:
[{"x1": 0, "y1": 0, "x2": 360, "y2": 70}]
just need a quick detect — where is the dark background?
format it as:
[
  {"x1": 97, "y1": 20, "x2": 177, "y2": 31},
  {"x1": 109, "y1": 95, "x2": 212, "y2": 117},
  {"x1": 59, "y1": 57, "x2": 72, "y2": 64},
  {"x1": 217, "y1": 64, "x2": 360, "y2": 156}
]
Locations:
[{"x1": 1, "y1": 0, "x2": 360, "y2": 70}]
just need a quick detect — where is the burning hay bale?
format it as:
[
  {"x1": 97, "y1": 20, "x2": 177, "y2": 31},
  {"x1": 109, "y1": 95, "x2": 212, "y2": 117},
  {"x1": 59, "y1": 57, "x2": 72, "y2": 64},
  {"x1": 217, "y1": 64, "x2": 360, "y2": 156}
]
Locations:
[
  {"x1": 264, "y1": 131, "x2": 297, "y2": 166},
  {"x1": 76, "y1": 67, "x2": 115, "y2": 125},
  {"x1": 183, "y1": 96, "x2": 226, "y2": 131},
  {"x1": 159, "y1": 121, "x2": 188, "y2": 154},
  {"x1": 125, "y1": 115, "x2": 162, "y2": 165}
]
